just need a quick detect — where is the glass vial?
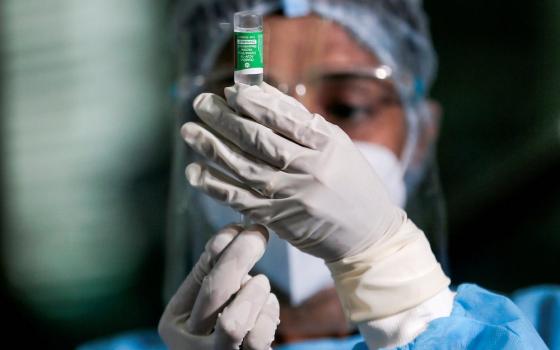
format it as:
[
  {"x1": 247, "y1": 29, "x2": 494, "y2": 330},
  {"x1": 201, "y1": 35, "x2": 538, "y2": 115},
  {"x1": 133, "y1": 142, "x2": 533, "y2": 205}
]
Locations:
[{"x1": 234, "y1": 11, "x2": 263, "y2": 85}]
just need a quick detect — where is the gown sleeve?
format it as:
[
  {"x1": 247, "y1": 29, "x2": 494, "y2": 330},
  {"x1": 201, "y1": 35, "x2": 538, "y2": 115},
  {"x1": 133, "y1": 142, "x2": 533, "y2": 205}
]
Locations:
[{"x1": 353, "y1": 284, "x2": 548, "y2": 350}]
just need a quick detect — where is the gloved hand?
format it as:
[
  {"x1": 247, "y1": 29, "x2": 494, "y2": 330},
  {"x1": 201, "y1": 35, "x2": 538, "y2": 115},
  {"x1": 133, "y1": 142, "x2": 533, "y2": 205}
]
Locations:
[
  {"x1": 158, "y1": 224, "x2": 280, "y2": 350},
  {"x1": 182, "y1": 82, "x2": 449, "y2": 323},
  {"x1": 183, "y1": 82, "x2": 401, "y2": 262}
]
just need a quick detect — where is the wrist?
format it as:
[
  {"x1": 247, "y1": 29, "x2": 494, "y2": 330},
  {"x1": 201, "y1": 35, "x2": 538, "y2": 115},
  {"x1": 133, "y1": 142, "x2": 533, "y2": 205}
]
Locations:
[{"x1": 326, "y1": 217, "x2": 450, "y2": 322}]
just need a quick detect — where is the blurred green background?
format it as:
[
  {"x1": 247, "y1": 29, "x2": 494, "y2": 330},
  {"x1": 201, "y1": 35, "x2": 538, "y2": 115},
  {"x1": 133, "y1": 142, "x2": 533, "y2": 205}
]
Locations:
[
  {"x1": 0, "y1": 0, "x2": 173, "y2": 348},
  {"x1": 0, "y1": 0, "x2": 559, "y2": 348}
]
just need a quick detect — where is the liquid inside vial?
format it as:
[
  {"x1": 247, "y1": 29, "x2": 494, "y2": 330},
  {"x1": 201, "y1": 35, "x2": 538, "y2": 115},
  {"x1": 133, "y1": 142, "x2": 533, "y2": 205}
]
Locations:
[
  {"x1": 234, "y1": 12, "x2": 263, "y2": 86},
  {"x1": 234, "y1": 71, "x2": 263, "y2": 86}
]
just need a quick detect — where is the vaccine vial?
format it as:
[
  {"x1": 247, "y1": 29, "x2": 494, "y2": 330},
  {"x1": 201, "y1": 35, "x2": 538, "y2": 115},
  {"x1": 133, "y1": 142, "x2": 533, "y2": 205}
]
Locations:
[{"x1": 234, "y1": 11, "x2": 263, "y2": 85}]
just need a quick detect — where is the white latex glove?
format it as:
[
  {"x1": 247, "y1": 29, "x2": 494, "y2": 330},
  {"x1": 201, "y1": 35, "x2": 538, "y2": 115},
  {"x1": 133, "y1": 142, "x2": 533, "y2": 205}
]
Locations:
[
  {"x1": 158, "y1": 224, "x2": 280, "y2": 350},
  {"x1": 183, "y1": 82, "x2": 401, "y2": 262},
  {"x1": 182, "y1": 82, "x2": 449, "y2": 324}
]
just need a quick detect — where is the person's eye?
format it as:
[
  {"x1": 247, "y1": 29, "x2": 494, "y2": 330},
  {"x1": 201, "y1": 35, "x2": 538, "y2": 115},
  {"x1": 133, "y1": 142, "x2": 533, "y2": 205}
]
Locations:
[{"x1": 325, "y1": 102, "x2": 375, "y2": 121}]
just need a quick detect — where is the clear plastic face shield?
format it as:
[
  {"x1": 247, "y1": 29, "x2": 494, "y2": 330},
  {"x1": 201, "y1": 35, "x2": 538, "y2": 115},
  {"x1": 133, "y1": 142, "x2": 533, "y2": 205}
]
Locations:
[
  {"x1": 167, "y1": 0, "x2": 447, "y2": 303},
  {"x1": 207, "y1": 66, "x2": 404, "y2": 155}
]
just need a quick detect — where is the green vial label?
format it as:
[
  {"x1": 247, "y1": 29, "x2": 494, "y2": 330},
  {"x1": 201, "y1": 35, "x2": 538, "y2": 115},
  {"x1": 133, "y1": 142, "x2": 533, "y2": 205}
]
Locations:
[{"x1": 235, "y1": 31, "x2": 264, "y2": 72}]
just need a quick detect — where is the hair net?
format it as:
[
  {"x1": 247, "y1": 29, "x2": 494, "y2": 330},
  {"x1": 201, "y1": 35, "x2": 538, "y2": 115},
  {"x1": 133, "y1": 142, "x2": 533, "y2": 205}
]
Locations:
[{"x1": 166, "y1": 0, "x2": 448, "y2": 299}]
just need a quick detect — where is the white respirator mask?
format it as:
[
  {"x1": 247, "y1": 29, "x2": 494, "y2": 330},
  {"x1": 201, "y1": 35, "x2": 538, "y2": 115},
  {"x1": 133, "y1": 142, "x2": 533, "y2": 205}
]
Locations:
[
  {"x1": 198, "y1": 141, "x2": 407, "y2": 305},
  {"x1": 352, "y1": 141, "x2": 407, "y2": 208}
]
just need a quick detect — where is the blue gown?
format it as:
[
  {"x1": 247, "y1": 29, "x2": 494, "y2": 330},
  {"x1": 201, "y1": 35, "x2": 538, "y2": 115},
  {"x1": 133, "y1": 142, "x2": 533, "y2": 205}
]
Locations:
[
  {"x1": 511, "y1": 284, "x2": 560, "y2": 350},
  {"x1": 79, "y1": 284, "x2": 558, "y2": 350}
]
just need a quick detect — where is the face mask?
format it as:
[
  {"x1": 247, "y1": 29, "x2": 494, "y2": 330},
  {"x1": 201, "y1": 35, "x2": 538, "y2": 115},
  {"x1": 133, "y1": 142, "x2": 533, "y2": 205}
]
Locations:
[
  {"x1": 352, "y1": 141, "x2": 407, "y2": 208},
  {"x1": 197, "y1": 142, "x2": 407, "y2": 305}
]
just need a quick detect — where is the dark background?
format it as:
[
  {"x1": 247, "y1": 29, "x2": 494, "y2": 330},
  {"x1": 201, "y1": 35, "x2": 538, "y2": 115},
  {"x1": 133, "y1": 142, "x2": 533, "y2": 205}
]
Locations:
[
  {"x1": 426, "y1": 0, "x2": 560, "y2": 292},
  {"x1": 1, "y1": 0, "x2": 558, "y2": 348}
]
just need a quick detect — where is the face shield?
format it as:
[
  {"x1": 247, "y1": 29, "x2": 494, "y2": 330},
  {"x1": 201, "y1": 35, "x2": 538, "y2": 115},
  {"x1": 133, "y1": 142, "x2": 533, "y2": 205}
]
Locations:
[{"x1": 166, "y1": 0, "x2": 447, "y2": 303}]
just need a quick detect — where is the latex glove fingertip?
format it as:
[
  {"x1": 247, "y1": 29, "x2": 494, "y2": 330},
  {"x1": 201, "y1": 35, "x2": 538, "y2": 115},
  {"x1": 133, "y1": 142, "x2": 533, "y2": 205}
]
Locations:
[
  {"x1": 180, "y1": 122, "x2": 198, "y2": 143},
  {"x1": 185, "y1": 163, "x2": 203, "y2": 185},
  {"x1": 192, "y1": 92, "x2": 212, "y2": 109}
]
